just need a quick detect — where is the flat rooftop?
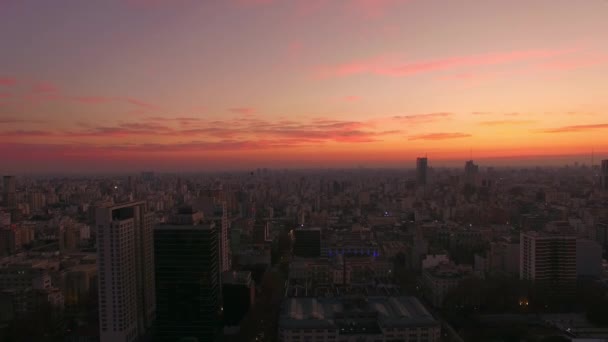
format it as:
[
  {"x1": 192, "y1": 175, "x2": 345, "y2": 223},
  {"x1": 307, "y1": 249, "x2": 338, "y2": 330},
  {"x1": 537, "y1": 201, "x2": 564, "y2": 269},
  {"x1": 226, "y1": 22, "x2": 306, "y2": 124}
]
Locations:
[{"x1": 279, "y1": 296, "x2": 438, "y2": 330}]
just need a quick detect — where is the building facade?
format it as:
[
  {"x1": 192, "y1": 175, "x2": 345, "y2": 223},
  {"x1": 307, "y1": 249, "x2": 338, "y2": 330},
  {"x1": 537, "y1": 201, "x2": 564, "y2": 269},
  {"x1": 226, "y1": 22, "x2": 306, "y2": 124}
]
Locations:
[
  {"x1": 96, "y1": 201, "x2": 155, "y2": 342},
  {"x1": 154, "y1": 223, "x2": 220, "y2": 341},
  {"x1": 601, "y1": 160, "x2": 608, "y2": 191},
  {"x1": 3, "y1": 176, "x2": 16, "y2": 208},
  {"x1": 520, "y1": 231, "x2": 576, "y2": 294},
  {"x1": 279, "y1": 296, "x2": 440, "y2": 342},
  {"x1": 416, "y1": 158, "x2": 428, "y2": 186}
]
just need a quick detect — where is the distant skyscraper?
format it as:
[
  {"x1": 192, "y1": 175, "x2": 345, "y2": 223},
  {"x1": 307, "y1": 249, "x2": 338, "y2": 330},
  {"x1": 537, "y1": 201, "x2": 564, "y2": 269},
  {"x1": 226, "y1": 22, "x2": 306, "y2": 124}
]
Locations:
[
  {"x1": 3, "y1": 176, "x2": 16, "y2": 208},
  {"x1": 464, "y1": 160, "x2": 479, "y2": 185},
  {"x1": 520, "y1": 230, "x2": 576, "y2": 294},
  {"x1": 154, "y1": 221, "x2": 220, "y2": 341},
  {"x1": 220, "y1": 201, "x2": 231, "y2": 272},
  {"x1": 601, "y1": 160, "x2": 608, "y2": 191},
  {"x1": 96, "y1": 201, "x2": 155, "y2": 342},
  {"x1": 416, "y1": 157, "x2": 428, "y2": 186}
]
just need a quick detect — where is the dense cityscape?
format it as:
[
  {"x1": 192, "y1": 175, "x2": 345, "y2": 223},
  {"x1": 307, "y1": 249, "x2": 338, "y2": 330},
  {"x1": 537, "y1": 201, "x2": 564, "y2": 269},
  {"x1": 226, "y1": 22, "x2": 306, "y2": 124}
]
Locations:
[
  {"x1": 0, "y1": 159, "x2": 608, "y2": 341},
  {"x1": 2, "y1": 1, "x2": 608, "y2": 341}
]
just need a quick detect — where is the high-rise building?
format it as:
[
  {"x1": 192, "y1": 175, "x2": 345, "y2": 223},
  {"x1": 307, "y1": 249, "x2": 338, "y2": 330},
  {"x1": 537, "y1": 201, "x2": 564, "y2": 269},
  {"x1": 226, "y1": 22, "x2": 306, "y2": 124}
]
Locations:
[
  {"x1": 520, "y1": 230, "x2": 576, "y2": 294},
  {"x1": 0, "y1": 227, "x2": 19, "y2": 256},
  {"x1": 28, "y1": 192, "x2": 45, "y2": 212},
  {"x1": 416, "y1": 157, "x2": 428, "y2": 186},
  {"x1": 96, "y1": 201, "x2": 155, "y2": 342},
  {"x1": 293, "y1": 227, "x2": 321, "y2": 258},
  {"x1": 220, "y1": 202, "x2": 231, "y2": 272},
  {"x1": 576, "y1": 239, "x2": 602, "y2": 278},
  {"x1": 601, "y1": 160, "x2": 608, "y2": 190},
  {"x1": 154, "y1": 221, "x2": 220, "y2": 341},
  {"x1": 3, "y1": 176, "x2": 16, "y2": 208},
  {"x1": 464, "y1": 160, "x2": 479, "y2": 185}
]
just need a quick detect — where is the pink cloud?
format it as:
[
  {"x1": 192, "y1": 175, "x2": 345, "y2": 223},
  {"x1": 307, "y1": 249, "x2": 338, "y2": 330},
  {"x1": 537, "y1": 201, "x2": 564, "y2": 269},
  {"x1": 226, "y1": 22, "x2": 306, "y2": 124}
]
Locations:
[
  {"x1": 536, "y1": 55, "x2": 608, "y2": 71},
  {"x1": 541, "y1": 123, "x2": 608, "y2": 133},
  {"x1": 316, "y1": 48, "x2": 576, "y2": 79},
  {"x1": 342, "y1": 95, "x2": 361, "y2": 102},
  {"x1": 0, "y1": 117, "x2": 47, "y2": 124},
  {"x1": 0, "y1": 116, "x2": 399, "y2": 146},
  {"x1": 31, "y1": 81, "x2": 58, "y2": 93},
  {"x1": 409, "y1": 132, "x2": 472, "y2": 141},
  {"x1": 123, "y1": 97, "x2": 157, "y2": 109},
  {"x1": 0, "y1": 78, "x2": 17, "y2": 86},
  {"x1": 0, "y1": 93, "x2": 11, "y2": 99},
  {"x1": 125, "y1": 0, "x2": 194, "y2": 9},
  {"x1": 393, "y1": 112, "x2": 453, "y2": 124},
  {"x1": 351, "y1": 0, "x2": 402, "y2": 19},
  {"x1": 0, "y1": 130, "x2": 55, "y2": 137},
  {"x1": 479, "y1": 120, "x2": 535, "y2": 126},
  {"x1": 73, "y1": 96, "x2": 114, "y2": 104},
  {"x1": 233, "y1": 0, "x2": 273, "y2": 7},
  {"x1": 229, "y1": 107, "x2": 256, "y2": 115},
  {"x1": 287, "y1": 41, "x2": 304, "y2": 61}
]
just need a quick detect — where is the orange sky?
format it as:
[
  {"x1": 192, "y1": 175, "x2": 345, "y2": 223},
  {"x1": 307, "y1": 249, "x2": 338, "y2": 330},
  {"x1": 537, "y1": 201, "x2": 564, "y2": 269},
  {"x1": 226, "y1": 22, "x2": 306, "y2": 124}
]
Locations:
[{"x1": 1, "y1": 0, "x2": 607, "y2": 172}]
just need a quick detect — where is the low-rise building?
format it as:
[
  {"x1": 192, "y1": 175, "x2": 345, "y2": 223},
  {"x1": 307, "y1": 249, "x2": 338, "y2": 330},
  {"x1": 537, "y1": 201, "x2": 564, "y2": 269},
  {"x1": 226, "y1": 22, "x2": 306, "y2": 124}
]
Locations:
[
  {"x1": 279, "y1": 296, "x2": 440, "y2": 342},
  {"x1": 422, "y1": 263, "x2": 472, "y2": 307}
]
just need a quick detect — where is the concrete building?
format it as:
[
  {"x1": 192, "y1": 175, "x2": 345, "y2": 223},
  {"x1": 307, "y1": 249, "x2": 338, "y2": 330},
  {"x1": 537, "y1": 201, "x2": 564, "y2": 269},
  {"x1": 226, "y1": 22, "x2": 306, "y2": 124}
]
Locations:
[
  {"x1": 96, "y1": 201, "x2": 155, "y2": 342},
  {"x1": 520, "y1": 230, "x2": 576, "y2": 294},
  {"x1": 416, "y1": 157, "x2": 428, "y2": 186},
  {"x1": 576, "y1": 239, "x2": 603, "y2": 278},
  {"x1": 279, "y1": 296, "x2": 440, "y2": 342},
  {"x1": 0, "y1": 264, "x2": 52, "y2": 290},
  {"x1": 0, "y1": 210, "x2": 10, "y2": 227},
  {"x1": 489, "y1": 241, "x2": 520, "y2": 275},
  {"x1": 154, "y1": 222, "x2": 220, "y2": 341},
  {"x1": 2, "y1": 176, "x2": 16, "y2": 208},
  {"x1": 422, "y1": 254, "x2": 450, "y2": 270},
  {"x1": 64, "y1": 264, "x2": 97, "y2": 311},
  {"x1": 0, "y1": 227, "x2": 19, "y2": 256},
  {"x1": 422, "y1": 263, "x2": 473, "y2": 307},
  {"x1": 28, "y1": 192, "x2": 45, "y2": 212}
]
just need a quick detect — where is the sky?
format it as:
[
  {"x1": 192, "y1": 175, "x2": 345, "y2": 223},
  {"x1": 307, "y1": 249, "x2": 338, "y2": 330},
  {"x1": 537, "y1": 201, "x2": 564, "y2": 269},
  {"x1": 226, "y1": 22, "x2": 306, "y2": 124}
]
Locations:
[{"x1": 1, "y1": 0, "x2": 607, "y2": 172}]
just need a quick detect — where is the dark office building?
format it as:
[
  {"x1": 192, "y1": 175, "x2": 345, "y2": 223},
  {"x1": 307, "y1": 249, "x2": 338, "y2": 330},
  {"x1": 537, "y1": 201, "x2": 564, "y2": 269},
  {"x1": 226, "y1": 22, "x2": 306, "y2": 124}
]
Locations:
[
  {"x1": 293, "y1": 228, "x2": 321, "y2": 258},
  {"x1": 416, "y1": 158, "x2": 428, "y2": 186},
  {"x1": 2, "y1": 176, "x2": 16, "y2": 208},
  {"x1": 222, "y1": 271, "x2": 255, "y2": 327},
  {"x1": 464, "y1": 160, "x2": 479, "y2": 185},
  {"x1": 154, "y1": 222, "x2": 219, "y2": 342},
  {"x1": 601, "y1": 160, "x2": 608, "y2": 191}
]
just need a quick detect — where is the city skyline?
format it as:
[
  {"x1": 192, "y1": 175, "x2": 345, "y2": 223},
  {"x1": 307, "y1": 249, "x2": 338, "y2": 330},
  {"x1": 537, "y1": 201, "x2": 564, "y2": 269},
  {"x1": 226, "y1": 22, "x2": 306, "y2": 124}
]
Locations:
[{"x1": 1, "y1": 0, "x2": 608, "y2": 171}]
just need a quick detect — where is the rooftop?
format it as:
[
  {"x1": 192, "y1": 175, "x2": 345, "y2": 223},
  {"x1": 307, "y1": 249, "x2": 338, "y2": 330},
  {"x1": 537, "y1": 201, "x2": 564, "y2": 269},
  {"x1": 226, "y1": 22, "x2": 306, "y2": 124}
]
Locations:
[{"x1": 279, "y1": 296, "x2": 438, "y2": 330}]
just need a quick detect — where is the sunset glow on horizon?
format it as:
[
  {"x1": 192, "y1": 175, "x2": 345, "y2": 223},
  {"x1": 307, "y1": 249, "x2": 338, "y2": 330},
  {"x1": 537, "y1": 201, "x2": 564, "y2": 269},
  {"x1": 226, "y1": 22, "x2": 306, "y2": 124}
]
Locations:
[{"x1": 1, "y1": 0, "x2": 608, "y2": 172}]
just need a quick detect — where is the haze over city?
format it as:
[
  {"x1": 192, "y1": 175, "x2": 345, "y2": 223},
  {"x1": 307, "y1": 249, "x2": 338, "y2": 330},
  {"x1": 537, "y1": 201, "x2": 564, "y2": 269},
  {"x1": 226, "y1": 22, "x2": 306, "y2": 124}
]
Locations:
[{"x1": 1, "y1": 0, "x2": 608, "y2": 172}]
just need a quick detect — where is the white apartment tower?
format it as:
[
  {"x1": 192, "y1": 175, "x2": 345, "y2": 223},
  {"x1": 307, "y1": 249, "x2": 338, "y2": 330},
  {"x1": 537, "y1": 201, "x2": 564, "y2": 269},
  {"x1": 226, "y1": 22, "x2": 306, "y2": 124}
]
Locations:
[
  {"x1": 520, "y1": 231, "x2": 576, "y2": 292},
  {"x1": 96, "y1": 201, "x2": 155, "y2": 342}
]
